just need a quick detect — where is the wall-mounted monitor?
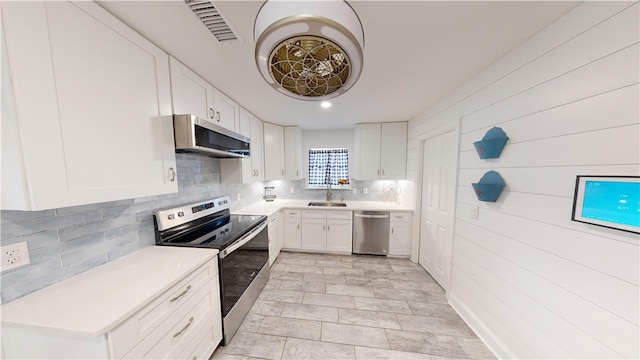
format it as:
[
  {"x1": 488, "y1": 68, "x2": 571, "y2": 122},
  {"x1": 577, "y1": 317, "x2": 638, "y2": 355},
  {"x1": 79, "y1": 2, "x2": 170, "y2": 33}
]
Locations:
[{"x1": 571, "y1": 175, "x2": 640, "y2": 234}]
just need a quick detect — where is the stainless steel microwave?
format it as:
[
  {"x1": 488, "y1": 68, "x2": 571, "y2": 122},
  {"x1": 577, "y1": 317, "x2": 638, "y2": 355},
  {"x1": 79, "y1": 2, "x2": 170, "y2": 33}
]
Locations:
[{"x1": 173, "y1": 114, "x2": 250, "y2": 158}]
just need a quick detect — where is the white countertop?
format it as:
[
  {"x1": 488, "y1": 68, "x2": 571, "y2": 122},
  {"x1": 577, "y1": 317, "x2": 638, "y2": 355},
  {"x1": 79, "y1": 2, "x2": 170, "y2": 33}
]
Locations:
[
  {"x1": 233, "y1": 199, "x2": 414, "y2": 217},
  {"x1": 0, "y1": 246, "x2": 217, "y2": 336}
]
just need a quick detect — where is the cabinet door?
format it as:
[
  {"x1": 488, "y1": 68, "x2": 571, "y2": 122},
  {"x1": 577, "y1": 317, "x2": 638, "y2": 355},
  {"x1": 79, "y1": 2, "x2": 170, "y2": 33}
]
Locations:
[
  {"x1": 284, "y1": 218, "x2": 301, "y2": 249},
  {"x1": 219, "y1": 107, "x2": 254, "y2": 183},
  {"x1": 389, "y1": 212, "x2": 412, "y2": 256},
  {"x1": 263, "y1": 123, "x2": 285, "y2": 180},
  {"x1": 354, "y1": 123, "x2": 382, "y2": 180},
  {"x1": 268, "y1": 215, "x2": 280, "y2": 266},
  {"x1": 326, "y1": 219, "x2": 353, "y2": 253},
  {"x1": 1, "y1": 1, "x2": 176, "y2": 210},
  {"x1": 301, "y1": 219, "x2": 326, "y2": 251},
  {"x1": 250, "y1": 117, "x2": 265, "y2": 181},
  {"x1": 169, "y1": 56, "x2": 215, "y2": 121},
  {"x1": 213, "y1": 88, "x2": 239, "y2": 132},
  {"x1": 380, "y1": 122, "x2": 407, "y2": 179},
  {"x1": 284, "y1": 126, "x2": 303, "y2": 180}
]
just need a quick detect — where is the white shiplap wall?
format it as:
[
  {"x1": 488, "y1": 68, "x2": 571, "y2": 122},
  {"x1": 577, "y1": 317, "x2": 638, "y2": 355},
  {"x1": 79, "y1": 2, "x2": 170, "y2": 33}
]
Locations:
[{"x1": 407, "y1": 2, "x2": 639, "y2": 359}]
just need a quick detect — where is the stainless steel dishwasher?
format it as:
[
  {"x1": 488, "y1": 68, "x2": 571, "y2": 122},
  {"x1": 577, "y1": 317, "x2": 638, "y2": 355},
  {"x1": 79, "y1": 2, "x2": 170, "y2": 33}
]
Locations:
[{"x1": 352, "y1": 211, "x2": 390, "y2": 255}]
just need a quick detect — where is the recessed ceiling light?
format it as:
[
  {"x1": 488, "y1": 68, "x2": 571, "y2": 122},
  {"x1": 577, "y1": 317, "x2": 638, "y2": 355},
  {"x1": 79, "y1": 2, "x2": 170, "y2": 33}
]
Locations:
[{"x1": 321, "y1": 101, "x2": 332, "y2": 109}]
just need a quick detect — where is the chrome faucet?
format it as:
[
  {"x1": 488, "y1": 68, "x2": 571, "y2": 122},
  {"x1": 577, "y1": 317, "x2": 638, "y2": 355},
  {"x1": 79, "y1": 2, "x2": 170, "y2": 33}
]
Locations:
[{"x1": 326, "y1": 176, "x2": 333, "y2": 202}]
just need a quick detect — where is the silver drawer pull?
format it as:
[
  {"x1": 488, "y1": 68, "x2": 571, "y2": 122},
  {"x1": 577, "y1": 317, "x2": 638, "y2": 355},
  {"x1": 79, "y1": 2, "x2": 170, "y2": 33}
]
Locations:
[
  {"x1": 170, "y1": 285, "x2": 191, "y2": 302},
  {"x1": 173, "y1": 316, "x2": 194, "y2": 338}
]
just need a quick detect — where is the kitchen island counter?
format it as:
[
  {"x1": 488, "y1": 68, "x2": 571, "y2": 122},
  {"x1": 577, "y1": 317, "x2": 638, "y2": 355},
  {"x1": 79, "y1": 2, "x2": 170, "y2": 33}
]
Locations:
[{"x1": 233, "y1": 199, "x2": 413, "y2": 217}]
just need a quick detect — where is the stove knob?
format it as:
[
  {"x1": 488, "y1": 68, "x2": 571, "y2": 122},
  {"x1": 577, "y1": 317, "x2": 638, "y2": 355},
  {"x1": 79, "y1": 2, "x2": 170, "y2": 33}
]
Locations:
[
  {"x1": 177, "y1": 211, "x2": 185, "y2": 217},
  {"x1": 168, "y1": 214, "x2": 175, "y2": 220}
]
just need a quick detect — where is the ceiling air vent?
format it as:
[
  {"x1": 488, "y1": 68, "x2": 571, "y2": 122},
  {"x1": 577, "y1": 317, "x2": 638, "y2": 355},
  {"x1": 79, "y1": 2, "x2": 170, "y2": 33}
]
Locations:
[{"x1": 185, "y1": 0, "x2": 242, "y2": 45}]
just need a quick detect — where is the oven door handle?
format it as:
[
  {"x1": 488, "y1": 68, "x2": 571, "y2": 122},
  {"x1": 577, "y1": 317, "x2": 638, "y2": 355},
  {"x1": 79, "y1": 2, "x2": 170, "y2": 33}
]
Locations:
[{"x1": 220, "y1": 222, "x2": 267, "y2": 259}]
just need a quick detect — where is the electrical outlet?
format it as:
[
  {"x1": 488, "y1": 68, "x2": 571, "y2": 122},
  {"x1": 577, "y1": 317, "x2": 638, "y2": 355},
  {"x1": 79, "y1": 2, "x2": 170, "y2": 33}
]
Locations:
[
  {"x1": 470, "y1": 206, "x2": 479, "y2": 220},
  {"x1": 363, "y1": 187, "x2": 368, "y2": 194},
  {"x1": 352, "y1": 188, "x2": 357, "y2": 195},
  {"x1": 1, "y1": 241, "x2": 30, "y2": 272}
]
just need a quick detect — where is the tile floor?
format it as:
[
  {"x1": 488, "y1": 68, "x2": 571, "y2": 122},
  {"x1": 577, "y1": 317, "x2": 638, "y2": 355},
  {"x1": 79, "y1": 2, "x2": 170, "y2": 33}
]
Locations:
[{"x1": 212, "y1": 252, "x2": 495, "y2": 360}]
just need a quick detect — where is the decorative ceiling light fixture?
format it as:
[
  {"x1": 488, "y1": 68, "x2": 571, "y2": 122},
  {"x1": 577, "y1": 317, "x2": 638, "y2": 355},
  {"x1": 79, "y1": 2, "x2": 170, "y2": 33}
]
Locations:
[{"x1": 254, "y1": 0, "x2": 364, "y2": 100}]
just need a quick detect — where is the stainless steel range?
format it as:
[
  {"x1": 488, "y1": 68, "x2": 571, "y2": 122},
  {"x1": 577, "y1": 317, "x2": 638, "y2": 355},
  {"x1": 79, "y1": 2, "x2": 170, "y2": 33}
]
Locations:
[{"x1": 153, "y1": 196, "x2": 269, "y2": 345}]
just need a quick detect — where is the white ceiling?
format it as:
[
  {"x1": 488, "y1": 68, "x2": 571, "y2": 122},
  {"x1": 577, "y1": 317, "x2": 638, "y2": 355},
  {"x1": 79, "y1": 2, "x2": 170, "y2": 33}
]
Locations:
[{"x1": 97, "y1": 0, "x2": 578, "y2": 130}]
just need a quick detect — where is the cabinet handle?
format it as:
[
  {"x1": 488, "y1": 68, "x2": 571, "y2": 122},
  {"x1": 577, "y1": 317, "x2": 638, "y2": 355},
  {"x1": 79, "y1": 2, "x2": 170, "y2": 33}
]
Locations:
[
  {"x1": 281, "y1": 169, "x2": 284, "y2": 176},
  {"x1": 323, "y1": 225, "x2": 325, "y2": 231},
  {"x1": 382, "y1": 169, "x2": 385, "y2": 176},
  {"x1": 209, "y1": 107, "x2": 214, "y2": 119},
  {"x1": 327, "y1": 225, "x2": 330, "y2": 231},
  {"x1": 170, "y1": 285, "x2": 191, "y2": 302},
  {"x1": 216, "y1": 111, "x2": 221, "y2": 121},
  {"x1": 296, "y1": 170, "x2": 299, "y2": 176},
  {"x1": 297, "y1": 224, "x2": 299, "y2": 230},
  {"x1": 377, "y1": 169, "x2": 380, "y2": 176},
  {"x1": 169, "y1": 167, "x2": 176, "y2": 182},
  {"x1": 173, "y1": 316, "x2": 194, "y2": 338},
  {"x1": 391, "y1": 227, "x2": 394, "y2": 234}
]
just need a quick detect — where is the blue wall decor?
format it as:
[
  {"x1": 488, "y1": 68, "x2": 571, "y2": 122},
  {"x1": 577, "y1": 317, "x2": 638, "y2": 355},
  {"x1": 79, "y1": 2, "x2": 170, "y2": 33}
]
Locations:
[
  {"x1": 473, "y1": 127, "x2": 509, "y2": 159},
  {"x1": 472, "y1": 170, "x2": 505, "y2": 202}
]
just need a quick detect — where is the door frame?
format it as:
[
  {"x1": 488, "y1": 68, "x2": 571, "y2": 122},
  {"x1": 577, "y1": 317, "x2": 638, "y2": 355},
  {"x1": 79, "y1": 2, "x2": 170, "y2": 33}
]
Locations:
[{"x1": 411, "y1": 121, "x2": 460, "y2": 292}]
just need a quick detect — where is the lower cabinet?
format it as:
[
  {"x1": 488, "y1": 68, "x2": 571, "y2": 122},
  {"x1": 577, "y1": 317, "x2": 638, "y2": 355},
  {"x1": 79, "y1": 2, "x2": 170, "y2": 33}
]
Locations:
[
  {"x1": 0, "y1": 248, "x2": 222, "y2": 360},
  {"x1": 389, "y1": 212, "x2": 412, "y2": 256},
  {"x1": 300, "y1": 210, "x2": 353, "y2": 253},
  {"x1": 284, "y1": 209, "x2": 302, "y2": 249},
  {"x1": 268, "y1": 211, "x2": 281, "y2": 266}
]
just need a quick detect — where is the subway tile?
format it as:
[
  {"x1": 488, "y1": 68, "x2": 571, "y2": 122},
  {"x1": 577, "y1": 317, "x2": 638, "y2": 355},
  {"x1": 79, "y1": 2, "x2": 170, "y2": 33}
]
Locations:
[
  {"x1": 1, "y1": 210, "x2": 103, "y2": 239},
  {"x1": 257, "y1": 316, "x2": 322, "y2": 340},
  {"x1": 17, "y1": 230, "x2": 59, "y2": 250},
  {"x1": 303, "y1": 293, "x2": 355, "y2": 309},
  {"x1": 55, "y1": 202, "x2": 105, "y2": 216},
  {"x1": 108, "y1": 241, "x2": 145, "y2": 262},
  {"x1": 281, "y1": 303, "x2": 339, "y2": 322},
  {"x1": 354, "y1": 297, "x2": 412, "y2": 314},
  {"x1": 326, "y1": 284, "x2": 374, "y2": 297},
  {"x1": 338, "y1": 308, "x2": 401, "y2": 329},
  {"x1": 283, "y1": 338, "x2": 356, "y2": 360},
  {"x1": 1, "y1": 209, "x2": 55, "y2": 223},
  {"x1": 279, "y1": 280, "x2": 326, "y2": 293},
  {"x1": 321, "y1": 323, "x2": 390, "y2": 349},
  {"x1": 354, "y1": 346, "x2": 433, "y2": 360}
]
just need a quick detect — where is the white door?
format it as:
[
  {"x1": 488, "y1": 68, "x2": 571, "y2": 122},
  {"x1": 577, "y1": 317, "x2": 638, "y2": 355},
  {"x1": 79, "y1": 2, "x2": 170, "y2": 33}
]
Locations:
[{"x1": 419, "y1": 130, "x2": 457, "y2": 290}]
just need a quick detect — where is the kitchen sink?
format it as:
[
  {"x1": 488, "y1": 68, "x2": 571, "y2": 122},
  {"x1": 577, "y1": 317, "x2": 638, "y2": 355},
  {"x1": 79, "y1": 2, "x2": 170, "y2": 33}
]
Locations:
[{"x1": 307, "y1": 202, "x2": 347, "y2": 207}]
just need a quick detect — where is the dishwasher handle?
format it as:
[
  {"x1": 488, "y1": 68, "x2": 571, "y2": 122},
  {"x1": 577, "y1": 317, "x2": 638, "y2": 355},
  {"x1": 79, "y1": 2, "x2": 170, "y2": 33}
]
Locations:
[{"x1": 353, "y1": 213, "x2": 389, "y2": 219}]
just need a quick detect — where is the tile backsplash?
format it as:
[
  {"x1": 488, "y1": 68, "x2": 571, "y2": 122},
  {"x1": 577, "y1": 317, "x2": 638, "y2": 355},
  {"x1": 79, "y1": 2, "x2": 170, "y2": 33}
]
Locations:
[
  {"x1": 0, "y1": 155, "x2": 413, "y2": 303},
  {"x1": 0, "y1": 154, "x2": 264, "y2": 303}
]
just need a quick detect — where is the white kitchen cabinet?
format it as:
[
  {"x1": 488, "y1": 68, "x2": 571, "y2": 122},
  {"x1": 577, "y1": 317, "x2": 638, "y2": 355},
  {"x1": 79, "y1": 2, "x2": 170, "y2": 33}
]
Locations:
[
  {"x1": 1, "y1": 1, "x2": 177, "y2": 211},
  {"x1": 301, "y1": 218, "x2": 327, "y2": 251},
  {"x1": 284, "y1": 126, "x2": 304, "y2": 180},
  {"x1": 353, "y1": 122, "x2": 407, "y2": 180},
  {"x1": 283, "y1": 209, "x2": 302, "y2": 249},
  {"x1": 389, "y1": 212, "x2": 412, "y2": 256},
  {"x1": 169, "y1": 56, "x2": 215, "y2": 122},
  {"x1": 300, "y1": 210, "x2": 352, "y2": 253},
  {"x1": 263, "y1": 122, "x2": 285, "y2": 180},
  {"x1": 1, "y1": 247, "x2": 221, "y2": 359},
  {"x1": 212, "y1": 88, "x2": 239, "y2": 132},
  {"x1": 220, "y1": 108, "x2": 264, "y2": 183},
  {"x1": 268, "y1": 211, "x2": 281, "y2": 266}
]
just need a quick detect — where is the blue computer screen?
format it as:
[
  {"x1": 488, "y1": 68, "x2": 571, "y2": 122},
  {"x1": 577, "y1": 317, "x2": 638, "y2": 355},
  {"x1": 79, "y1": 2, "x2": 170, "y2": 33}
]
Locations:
[{"x1": 582, "y1": 180, "x2": 640, "y2": 227}]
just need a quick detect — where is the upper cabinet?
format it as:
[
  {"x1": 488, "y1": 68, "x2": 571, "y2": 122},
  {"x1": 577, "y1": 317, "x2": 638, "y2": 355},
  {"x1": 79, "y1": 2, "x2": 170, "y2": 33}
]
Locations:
[
  {"x1": 220, "y1": 107, "x2": 264, "y2": 183},
  {"x1": 263, "y1": 123, "x2": 285, "y2": 180},
  {"x1": 284, "y1": 126, "x2": 304, "y2": 180},
  {"x1": 169, "y1": 56, "x2": 215, "y2": 122},
  {"x1": 353, "y1": 122, "x2": 407, "y2": 180},
  {"x1": 1, "y1": 1, "x2": 177, "y2": 211},
  {"x1": 212, "y1": 88, "x2": 239, "y2": 132},
  {"x1": 169, "y1": 57, "x2": 238, "y2": 132}
]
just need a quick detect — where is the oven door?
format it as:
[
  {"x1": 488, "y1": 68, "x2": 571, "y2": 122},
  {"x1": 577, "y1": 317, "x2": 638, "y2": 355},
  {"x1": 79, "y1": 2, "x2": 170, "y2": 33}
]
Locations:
[{"x1": 218, "y1": 221, "x2": 269, "y2": 344}]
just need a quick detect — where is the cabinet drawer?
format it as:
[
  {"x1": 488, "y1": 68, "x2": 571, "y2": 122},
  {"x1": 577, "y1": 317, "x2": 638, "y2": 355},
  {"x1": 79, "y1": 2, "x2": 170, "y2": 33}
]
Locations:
[
  {"x1": 390, "y1": 212, "x2": 411, "y2": 222},
  {"x1": 123, "y1": 278, "x2": 217, "y2": 359},
  {"x1": 285, "y1": 209, "x2": 300, "y2": 218},
  {"x1": 327, "y1": 210, "x2": 352, "y2": 220},
  {"x1": 176, "y1": 317, "x2": 218, "y2": 360},
  {"x1": 301, "y1": 210, "x2": 326, "y2": 219},
  {"x1": 110, "y1": 257, "x2": 218, "y2": 359}
]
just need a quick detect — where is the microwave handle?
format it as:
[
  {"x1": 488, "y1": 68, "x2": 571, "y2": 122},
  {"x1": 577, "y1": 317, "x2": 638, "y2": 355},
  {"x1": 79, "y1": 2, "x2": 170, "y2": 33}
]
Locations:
[{"x1": 220, "y1": 222, "x2": 267, "y2": 258}]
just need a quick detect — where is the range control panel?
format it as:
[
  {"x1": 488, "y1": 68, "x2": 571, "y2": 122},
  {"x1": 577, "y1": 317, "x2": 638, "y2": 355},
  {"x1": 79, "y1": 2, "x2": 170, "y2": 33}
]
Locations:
[{"x1": 155, "y1": 196, "x2": 231, "y2": 231}]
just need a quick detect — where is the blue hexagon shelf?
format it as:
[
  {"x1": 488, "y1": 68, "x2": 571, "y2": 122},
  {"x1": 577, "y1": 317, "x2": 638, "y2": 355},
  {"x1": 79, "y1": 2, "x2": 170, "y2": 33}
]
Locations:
[
  {"x1": 473, "y1": 127, "x2": 509, "y2": 159},
  {"x1": 472, "y1": 170, "x2": 505, "y2": 202}
]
